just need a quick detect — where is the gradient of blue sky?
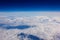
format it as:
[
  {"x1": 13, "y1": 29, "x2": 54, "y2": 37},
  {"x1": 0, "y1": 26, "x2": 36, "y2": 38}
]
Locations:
[
  {"x1": 0, "y1": 0, "x2": 60, "y2": 11},
  {"x1": 0, "y1": 0, "x2": 60, "y2": 17}
]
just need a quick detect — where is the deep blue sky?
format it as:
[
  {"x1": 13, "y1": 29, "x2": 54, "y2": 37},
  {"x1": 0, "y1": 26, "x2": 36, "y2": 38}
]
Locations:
[{"x1": 0, "y1": 0, "x2": 60, "y2": 11}]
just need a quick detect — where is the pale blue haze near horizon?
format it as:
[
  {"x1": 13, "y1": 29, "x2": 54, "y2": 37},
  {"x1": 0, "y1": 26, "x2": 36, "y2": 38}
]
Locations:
[{"x1": 0, "y1": 11, "x2": 60, "y2": 17}]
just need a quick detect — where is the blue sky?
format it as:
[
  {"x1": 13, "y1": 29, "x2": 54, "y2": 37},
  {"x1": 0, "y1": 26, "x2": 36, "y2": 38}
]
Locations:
[
  {"x1": 0, "y1": 0, "x2": 60, "y2": 16},
  {"x1": 0, "y1": 0, "x2": 60, "y2": 11}
]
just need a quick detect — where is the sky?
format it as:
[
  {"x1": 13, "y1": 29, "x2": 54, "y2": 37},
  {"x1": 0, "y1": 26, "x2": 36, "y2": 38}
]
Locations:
[
  {"x1": 0, "y1": 0, "x2": 60, "y2": 11},
  {"x1": 0, "y1": 0, "x2": 60, "y2": 16},
  {"x1": 0, "y1": 12, "x2": 60, "y2": 17}
]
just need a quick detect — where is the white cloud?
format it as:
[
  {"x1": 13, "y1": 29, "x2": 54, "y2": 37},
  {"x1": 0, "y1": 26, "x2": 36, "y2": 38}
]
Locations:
[{"x1": 0, "y1": 16, "x2": 60, "y2": 40}]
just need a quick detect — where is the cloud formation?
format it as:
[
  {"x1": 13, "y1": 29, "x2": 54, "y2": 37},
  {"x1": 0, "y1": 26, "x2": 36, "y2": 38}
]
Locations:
[{"x1": 0, "y1": 16, "x2": 60, "y2": 40}]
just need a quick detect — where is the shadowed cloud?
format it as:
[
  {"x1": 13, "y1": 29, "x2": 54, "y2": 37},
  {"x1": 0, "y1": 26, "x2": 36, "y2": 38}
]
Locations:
[
  {"x1": 0, "y1": 25, "x2": 35, "y2": 30},
  {"x1": 17, "y1": 33, "x2": 44, "y2": 40}
]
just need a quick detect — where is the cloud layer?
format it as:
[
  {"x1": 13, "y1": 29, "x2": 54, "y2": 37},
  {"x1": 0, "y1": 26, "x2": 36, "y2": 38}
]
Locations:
[{"x1": 0, "y1": 16, "x2": 60, "y2": 40}]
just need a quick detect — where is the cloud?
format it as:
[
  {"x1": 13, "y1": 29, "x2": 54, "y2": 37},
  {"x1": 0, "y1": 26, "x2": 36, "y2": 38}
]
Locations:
[
  {"x1": 0, "y1": 16, "x2": 60, "y2": 40},
  {"x1": 17, "y1": 33, "x2": 44, "y2": 40}
]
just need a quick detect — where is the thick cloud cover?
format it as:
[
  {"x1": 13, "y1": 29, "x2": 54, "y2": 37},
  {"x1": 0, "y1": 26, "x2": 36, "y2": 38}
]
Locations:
[{"x1": 0, "y1": 16, "x2": 60, "y2": 40}]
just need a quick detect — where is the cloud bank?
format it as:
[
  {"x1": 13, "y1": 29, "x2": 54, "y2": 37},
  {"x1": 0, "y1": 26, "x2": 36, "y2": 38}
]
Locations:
[{"x1": 0, "y1": 16, "x2": 60, "y2": 40}]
